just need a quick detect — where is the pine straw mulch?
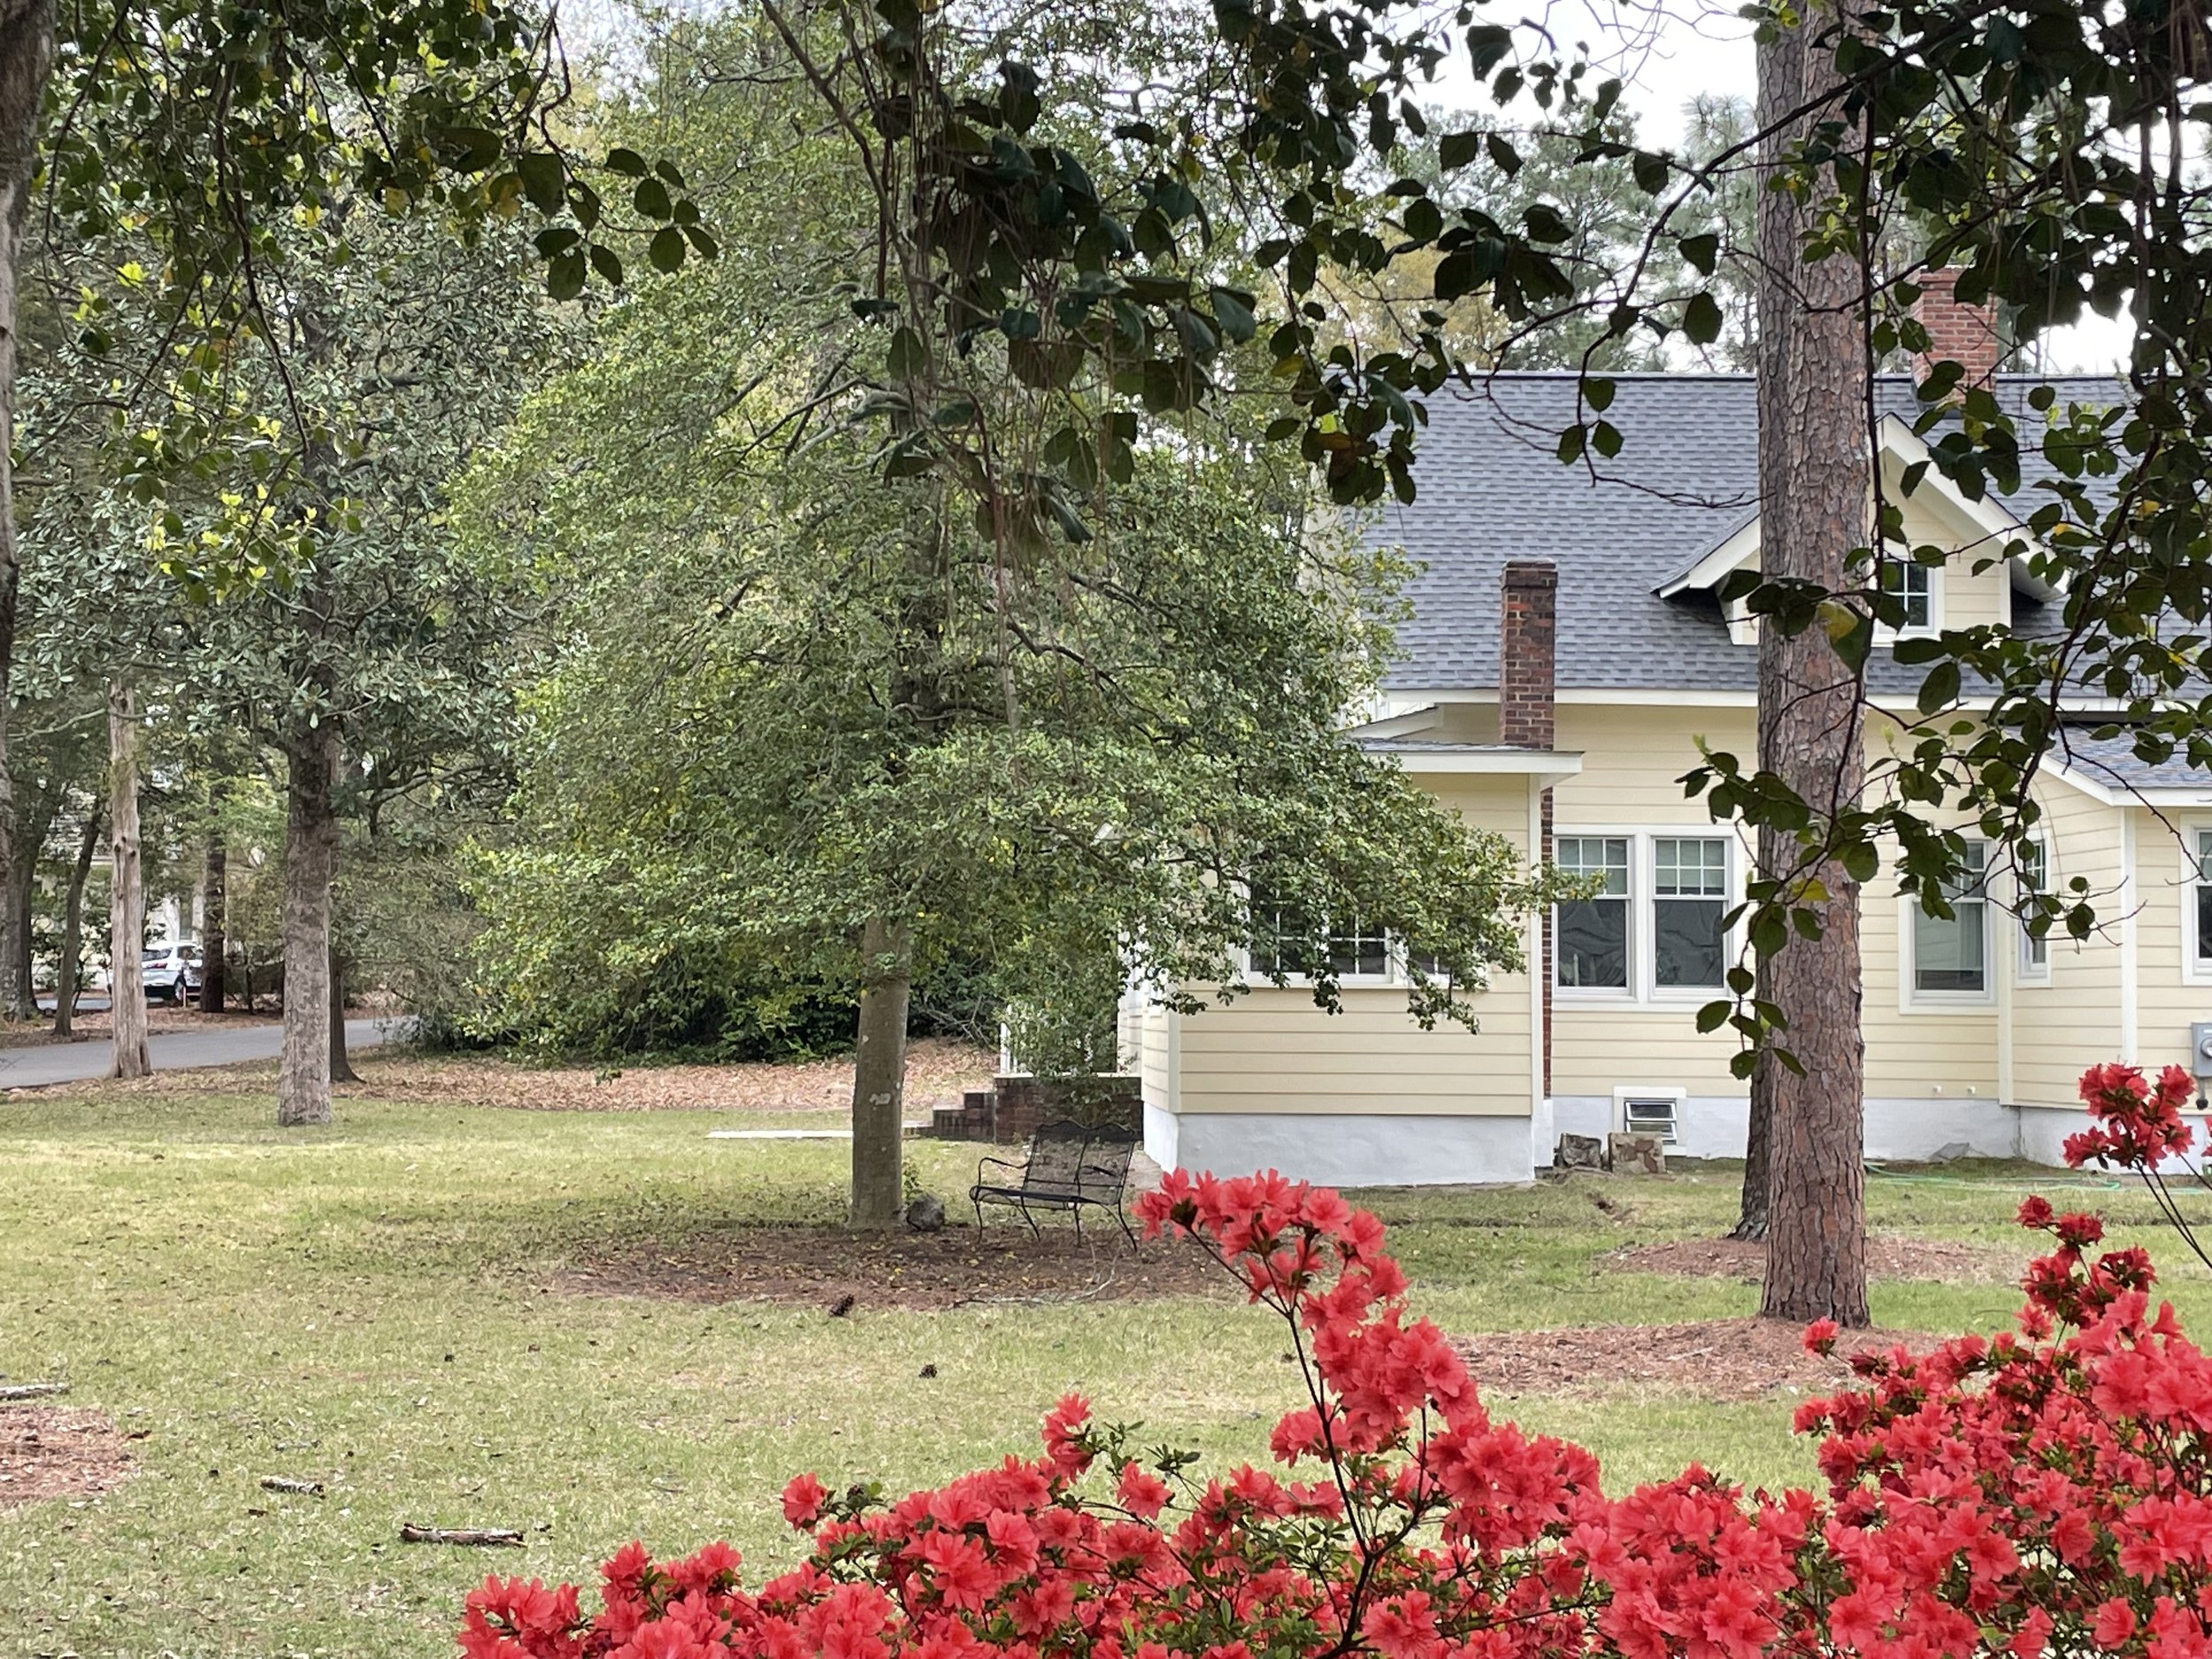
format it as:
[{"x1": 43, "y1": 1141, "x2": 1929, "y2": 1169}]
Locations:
[
  {"x1": 1454, "y1": 1318, "x2": 1933, "y2": 1403},
  {"x1": 44, "y1": 1037, "x2": 1000, "y2": 1116},
  {"x1": 556, "y1": 1222, "x2": 1236, "y2": 1311},
  {"x1": 0, "y1": 1407, "x2": 137, "y2": 1509},
  {"x1": 1603, "y1": 1233, "x2": 2028, "y2": 1286}
]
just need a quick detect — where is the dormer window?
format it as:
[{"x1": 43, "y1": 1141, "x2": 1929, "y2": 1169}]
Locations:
[{"x1": 1879, "y1": 559, "x2": 1939, "y2": 635}]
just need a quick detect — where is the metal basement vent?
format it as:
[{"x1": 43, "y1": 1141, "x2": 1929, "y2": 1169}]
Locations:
[{"x1": 1619, "y1": 1094, "x2": 1679, "y2": 1145}]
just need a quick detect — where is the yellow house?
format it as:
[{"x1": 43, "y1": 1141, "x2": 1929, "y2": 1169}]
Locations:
[{"x1": 1122, "y1": 363, "x2": 2200, "y2": 1187}]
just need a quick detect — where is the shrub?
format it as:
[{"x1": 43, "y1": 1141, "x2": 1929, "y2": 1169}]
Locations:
[{"x1": 456, "y1": 1063, "x2": 2212, "y2": 1659}]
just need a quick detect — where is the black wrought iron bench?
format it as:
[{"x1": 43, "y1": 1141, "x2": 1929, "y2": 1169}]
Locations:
[{"x1": 970, "y1": 1119, "x2": 1141, "y2": 1248}]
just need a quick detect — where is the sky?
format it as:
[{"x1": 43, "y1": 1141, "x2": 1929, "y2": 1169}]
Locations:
[{"x1": 1441, "y1": 0, "x2": 2128, "y2": 372}]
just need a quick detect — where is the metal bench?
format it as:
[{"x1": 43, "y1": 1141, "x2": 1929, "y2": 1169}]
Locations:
[{"x1": 970, "y1": 1119, "x2": 1140, "y2": 1248}]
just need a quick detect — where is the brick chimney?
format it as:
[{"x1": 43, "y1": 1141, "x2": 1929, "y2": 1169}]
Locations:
[
  {"x1": 1499, "y1": 558, "x2": 1557, "y2": 1103},
  {"x1": 1912, "y1": 267, "x2": 2004, "y2": 388},
  {"x1": 1499, "y1": 559, "x2": 1557, "y2": 749}
]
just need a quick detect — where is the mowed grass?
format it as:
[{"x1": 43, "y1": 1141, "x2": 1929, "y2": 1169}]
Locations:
[{"x1": 4, "y1": 1078, "x2": 2210, "y2": 1659}]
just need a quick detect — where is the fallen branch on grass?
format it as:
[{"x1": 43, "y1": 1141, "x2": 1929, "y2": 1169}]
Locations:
[
  {"x1": 0, "y1": 1382, "x2": 68, "y2": 1402},
  {"x1": 259, "y1": 1476, "x2": 324, "y2": 1495},
  {"x1": 400, "y1": 1523, "x2": 524, "y2": 1547}
]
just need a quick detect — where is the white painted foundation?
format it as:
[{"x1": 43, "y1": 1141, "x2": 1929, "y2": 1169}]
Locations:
[{"x1": 1144, "y1": 1104, "x2": 1540, "y2": 1187}]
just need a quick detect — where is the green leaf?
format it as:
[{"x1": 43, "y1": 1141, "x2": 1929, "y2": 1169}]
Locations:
[
  {"x1": 1210, "y1": 287, "x2": 1257, "y2": 343},
  {"x1": 634, "y1": 177, "x2": 672, "y2": 220},
  {"x1": 605, "y1": 147, "x2": 650, "y2": 178},
  {"x1": 1916, "y1": 660, "x2": 1962, "y2": 714},
  {"x1": 1486, "y1": 134, "x2": 1521, "y2": 176},
  {"x1": 1679, "y1": 232, "x2": 1718, "y2": 274},
  {"x1": 648, "y1": 227, "x2": 686, "y2": 273},
  {"x1": 1439, "y1": 131, "x2": 1484, "y2": 171},
  {"x1": 517, "y1": 151, "x2": 565, "y2": 215},
  {"x1": 1695, "y1": 999, "x2": 1730, "y2": 1034},
  {"x1": 1683, "y1": 292, "x2": 1724, "y2": 345},
  {"x1": 546, "y1": 250, "x2": 586, "y2": 301}
]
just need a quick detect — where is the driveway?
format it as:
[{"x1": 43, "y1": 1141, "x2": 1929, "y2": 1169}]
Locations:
[{"x1": 0, "y1": 1017, "x2": 404, "y2": 1089}]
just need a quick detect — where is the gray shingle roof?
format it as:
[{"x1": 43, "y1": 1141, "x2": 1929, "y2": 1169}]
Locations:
[
  {"x1": 1374, "y1": 372, "x2": 2122, "y2": 693},
  {"x1": 2052, "y1": 731, "x2": 2212, "y2": 795}
]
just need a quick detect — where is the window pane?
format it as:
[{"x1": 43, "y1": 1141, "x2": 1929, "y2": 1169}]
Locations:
[
  {"x1": 1559, "y1": 898, "x2": 1629, "y2": 987},
  {"x1": 2199, "y1": 885, "x2": 2212, "y2": 968},
  {"x1": 1655, "y1": 899, "x2": 1726, "y2": 987},
  {"x1": 1248, "y1": 894, "x2": 1307, "y2": 976},
  {"x1": 1329, "y1": 916, "x2": 1389, "y2": 978},
  {"x1": 1557, "y1": 837, "x2": 1628, "y2": 895},
  {"x1": 1882, "y1": 561, "x2": 1932, "y2": 629},
  {"x1": 2020, "y1": 841, "x2": 2047, "y2": 972},
  {"x1": 1654, "y1": 837, "x2": 1727, "y2": 896},
  {"x1": 1916, "y1": 902, "x2": 1987, "y2": 992}
]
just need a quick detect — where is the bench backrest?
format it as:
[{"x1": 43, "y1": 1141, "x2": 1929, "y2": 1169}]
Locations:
[{"x1": 1022, "y1": 1120, "x2": 1138, "y2": 1201}]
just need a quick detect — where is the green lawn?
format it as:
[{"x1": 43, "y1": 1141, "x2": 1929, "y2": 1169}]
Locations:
[{"x1": 2, "y1": 1077, "x2": 2205, "y2": 1658}]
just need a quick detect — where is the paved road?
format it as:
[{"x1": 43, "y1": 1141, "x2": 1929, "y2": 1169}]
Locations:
[{"x1": 0, "y1": 1017, "x2": 404, "y2": 1088}]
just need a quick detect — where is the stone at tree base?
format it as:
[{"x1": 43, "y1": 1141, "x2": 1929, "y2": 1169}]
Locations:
[
  {"x1": 905, "y1": 1194, "x2": 946, "y2": 1232},
  {"x1": 1607, "y1": 1133, "x2": 1666, "y2": 1175},
  {"x1": 1555, "y1": 1133, "x2": 1605, "y2": 1171}
]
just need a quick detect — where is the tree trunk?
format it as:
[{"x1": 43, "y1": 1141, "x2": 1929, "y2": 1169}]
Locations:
[
  {"x1": 1754, "y1": 15, "x2": 1871, "y2": 1325},
  {"x1": 106, "y1": 685, "x2": 148, "y2": 1079},
  {"x1": 52, "y1": 798, "x2": 97, "y2": 1038},
  {"x1": 199, "y1": 798, "x2": 227, "y2": 1013},
  {"x1": 849, "y1": 916, "x2": 912, "y2": 1228},
  {"x1": 328, "y1": 941, "x2": 357, "y2": 1082},
  {"x1": 277, "y1": 727, "x2": 339, "y2": 1126},
  {"x1": 0, "y1": 0, "x2": 52, "y2": 1033}
]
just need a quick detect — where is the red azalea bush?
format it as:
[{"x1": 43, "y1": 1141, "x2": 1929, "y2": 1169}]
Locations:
[{"x1": 459, "y1": 1063, "x2": 2212, "y2": 1659}]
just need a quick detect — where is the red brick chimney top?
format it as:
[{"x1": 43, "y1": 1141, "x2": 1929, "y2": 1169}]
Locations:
[
  {"x1": 1913, "y1": 267, "x2": 2003, "y2": 388},
  {"x1": 1499, "y1": 559, "x2": 1556, "y2": 750}
]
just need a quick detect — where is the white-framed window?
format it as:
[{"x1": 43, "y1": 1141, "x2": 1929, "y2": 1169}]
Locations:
[
  {"x1": 1244, "y1": 893, "x2": 1395, "y2": 986},
  {"x1": 1878, "y1": 558, "x2": 1942, "y2": 638},
  {"x1": 2016, "y1": 837, "x2": 2050, "y2": 984},
  {"x1": 1908, "y1": 840, "x2": 1993, "y2": 1004},
  {"x1": 1556, "y1": 835, "x2": 1632, "y2": 991},
  {"x1": 1555, "y1": 832, "x2": 1734, "y2": 1002},
  {"x1": 2190, "y1": 827, "x2": 2212, "y2": 982},
  {"x1": 1653, "y1": 837, "x2": 1730, "y2": 988}
]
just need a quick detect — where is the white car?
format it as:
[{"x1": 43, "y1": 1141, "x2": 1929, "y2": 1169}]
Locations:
[{"x1": 143, "y1": 942, "x2": 204, "y2": 1005}]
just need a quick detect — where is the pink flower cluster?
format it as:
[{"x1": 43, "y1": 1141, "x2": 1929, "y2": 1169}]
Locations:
[{"x1": 457, "y1": 1066, "x2": 2212, "y2": 1659}]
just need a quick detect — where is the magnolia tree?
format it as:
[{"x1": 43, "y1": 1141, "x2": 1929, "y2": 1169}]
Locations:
[{"x1": 453, "y1": 1061, "x2": 2212, "y2": 1659}]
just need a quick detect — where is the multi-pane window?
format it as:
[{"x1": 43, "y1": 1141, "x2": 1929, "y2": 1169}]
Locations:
[
  {"x1": 1653, "y1": 838, "x2": 1729, "y2": 987},
  {"x1": 1328, "y1": 915, "x2": 1389, "y2": 979},
  {"x1": 2018, "y1": 839, "x2": 2049, "y2": 979},
  {"x1": 1556, "y1": 837, "x2": 1631, "y2": 989},
  {"x1": 2195, "y1": 831, "x2": 2212, "y2": 972},
  {"x1": 1882, "y1": 560, "x2": 1934, "y2": 631},
  {"x1": 1247, "y1": 891, "x2": 1306, "y2": 977},
  {"x1": 1915, "y1": 841, "x2": 1990, "y2": 995},
  {"x1": 1247, "y1": 893, "x2": 1390, "y2": 980}
]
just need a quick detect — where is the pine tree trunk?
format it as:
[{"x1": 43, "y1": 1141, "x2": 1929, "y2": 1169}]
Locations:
[
  {"x1": 53, "y1": 799, "x2": 96, "y2": 1039},
  {"x1": 106, "y1": 685, "x2": 148, "y2": 1079},
  {"x1": 328, "y1": 941, "x2": 357, "y2": 1083},
  {"x1": 199, "y1": 802, "x2": 227, "y2": 1013},
  {"x1": 277, "y1": 728, "x2": 338, "y2": 1126},
  {"x1": 1754, "y1": 16, "x2": 1871, "y2": 1326},
  {"x1": 0, "y1": 0, "x2": 51, "y2": 1034},
  {"x1": 7, "y1": 818, "x2": 31, "y2": 1019},
  {"x1": 849, "y1": 917, "x2": 912, "y2": 1228}
]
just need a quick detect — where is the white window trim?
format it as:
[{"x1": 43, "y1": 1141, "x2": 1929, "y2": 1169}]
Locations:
[
  {"x1": 1554, "y1": 827, "x2": 1741, "y2": 1007},
  {"x1": 1874, "y1": 560, "x2": 1944, "y2": 644},
  {"x1": 1237, "y1": 900, "x2": 1419, "y2": 990},
  {"x1": 2183, "y1": 822, "x2": 2212, "y2": 987},
  {"x1": 1613, "y1": 1085, "x2": 1686, "y2": 1146},
  {"x1": 2015, "y1": 836, "x2": 2052, "y2": 987},
  {"x1": 1899, "y1": 841, "x2": 1997, "y2": 1012}
]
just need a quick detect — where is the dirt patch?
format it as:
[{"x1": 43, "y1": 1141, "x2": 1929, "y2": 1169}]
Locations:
[
  {"x1": 558, "y1": 1222, "x2": 1234, "y2": 1310},
  {"x1": 50, "y1": 1037, "x2": 998, "y2": 1117},
  {"x1": 0, "y1": 1407, "x2": 136, "y2": 1508},
  {"x1": 1604, "y1": 1233, "x2": 2025, "y2": 1286},
  {"x1": 1455, "y1": 1318, "x2": 1931, "y2": 1403}
]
